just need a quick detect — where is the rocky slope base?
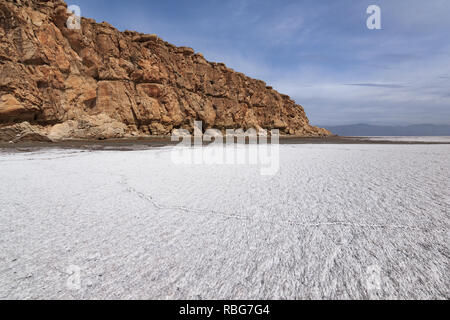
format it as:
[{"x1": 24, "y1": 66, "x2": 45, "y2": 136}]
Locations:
[{"x1": 0, "y1": 0, "x2": 330, "y2": 142}]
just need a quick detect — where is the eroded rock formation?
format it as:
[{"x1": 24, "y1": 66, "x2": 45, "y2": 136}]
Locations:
[{"x1": 0, "y1": 0, "x2": 330, "y2": 142}]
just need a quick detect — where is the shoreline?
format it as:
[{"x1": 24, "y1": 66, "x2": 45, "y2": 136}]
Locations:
[{"x1": 1, "y1": 136, "x2": 450, "y2": 152}]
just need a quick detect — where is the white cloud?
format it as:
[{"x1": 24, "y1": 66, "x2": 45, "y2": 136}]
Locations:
[{"x1": 269, "y1": 46, "x2": 450, "y2": 125}]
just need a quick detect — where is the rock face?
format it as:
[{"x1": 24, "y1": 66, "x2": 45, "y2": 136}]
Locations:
[{"x1": 0, "y1": 0, "x2": 331, "y2": 141}]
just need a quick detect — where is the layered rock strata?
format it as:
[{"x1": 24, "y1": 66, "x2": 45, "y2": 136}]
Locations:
[{"x1": 0, "y1": 0, "x2": 330, "y2": 141}]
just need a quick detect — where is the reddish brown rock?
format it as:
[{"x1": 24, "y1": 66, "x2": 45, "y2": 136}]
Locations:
[
  {"x1": 0, "y1": 121, "x2": 51, "y2": 142},
  {"x1": 0, "y1": 0, "x2": 331, "y2": 141}
]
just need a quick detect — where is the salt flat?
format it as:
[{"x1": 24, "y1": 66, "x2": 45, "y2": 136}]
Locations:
[{"x1": 0, "y1": 144, "x2": 449, "y2": 300}]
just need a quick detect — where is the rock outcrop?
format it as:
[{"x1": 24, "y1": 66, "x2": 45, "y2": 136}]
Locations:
[{"x1": 0, "y1": 0, "x2": 330, "y2": 142}]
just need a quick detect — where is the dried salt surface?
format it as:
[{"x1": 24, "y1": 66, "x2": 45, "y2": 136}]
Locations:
[{"x1": 0, "y1": 144, "x2": 449, "y2": 300}]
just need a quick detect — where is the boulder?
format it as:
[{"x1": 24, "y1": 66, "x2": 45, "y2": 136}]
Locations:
[
  {"x1": 132, "y1": 34, "x2": 158, "y2": 43},
  {"x1": 48, "y1": 114, "x2": 128, "y2": 141},
  {"x1": 0, "y1": 122, "x2": 51, "y2": 142}
]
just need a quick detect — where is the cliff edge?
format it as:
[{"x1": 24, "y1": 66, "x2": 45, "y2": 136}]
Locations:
[{"x1": 0, "y1": 0, "x2": 331, "y2": 141}]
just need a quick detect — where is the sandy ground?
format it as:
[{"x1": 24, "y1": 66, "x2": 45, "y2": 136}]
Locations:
[{"x1": 0, "y1": 144, "x2": 449, "y2": 300}]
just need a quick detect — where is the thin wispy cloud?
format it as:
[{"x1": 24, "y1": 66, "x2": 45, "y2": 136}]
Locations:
[
  {"x1": 273, "y1": 16, "x2": 303, "y2": 35},
  {"x1": 345, "y1": 83, "x2": 407, "y2": 89}
]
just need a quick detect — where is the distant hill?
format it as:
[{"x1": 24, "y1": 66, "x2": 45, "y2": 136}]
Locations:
[{"x1": 322, "y1": 124, "x2": 450, "y2": 136}]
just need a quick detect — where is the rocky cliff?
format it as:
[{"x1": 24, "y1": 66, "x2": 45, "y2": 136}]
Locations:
[{"x1": 0, "y1": 0, "x2": 330, "y2": 142}]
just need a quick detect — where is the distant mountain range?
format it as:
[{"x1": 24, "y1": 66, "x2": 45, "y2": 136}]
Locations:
[{"x1": 321, "y1": 124, "x2": 450, "y2": 136}]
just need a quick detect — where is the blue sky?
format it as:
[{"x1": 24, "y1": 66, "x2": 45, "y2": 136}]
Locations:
[{"x1": 70, "y1": 0, "x2": 450, "y2": 126}]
